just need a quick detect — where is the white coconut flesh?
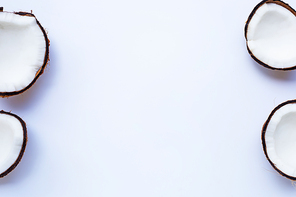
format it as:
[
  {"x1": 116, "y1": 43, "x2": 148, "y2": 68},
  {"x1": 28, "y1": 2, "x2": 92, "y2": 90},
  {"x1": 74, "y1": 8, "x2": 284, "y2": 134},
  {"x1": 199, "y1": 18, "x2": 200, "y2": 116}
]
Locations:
[
  {"x1": 0, "y1": 12, "x2": 46, "y2": 93},
  {"x1": 0, "y1": 113, "x2": 24, "y2": 176},
  {"x1": 246, "y1": 3, "x2": 296, "y2": 69},
  {"x1": 264, "y1": 103, "x2": 296, "y2": 178}
]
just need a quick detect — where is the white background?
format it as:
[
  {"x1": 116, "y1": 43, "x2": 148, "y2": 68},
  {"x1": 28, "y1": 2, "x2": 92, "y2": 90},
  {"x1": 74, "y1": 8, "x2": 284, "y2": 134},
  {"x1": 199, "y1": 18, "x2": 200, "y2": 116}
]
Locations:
[{"x1": 0, "y1": 0, "x2": 296, "y2": 196}]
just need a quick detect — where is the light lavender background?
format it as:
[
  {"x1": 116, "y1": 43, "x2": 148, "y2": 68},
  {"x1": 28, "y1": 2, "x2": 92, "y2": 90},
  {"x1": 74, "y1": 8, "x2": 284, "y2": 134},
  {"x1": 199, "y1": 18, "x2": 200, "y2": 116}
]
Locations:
[{"x1": 1, "y1": 0, "x2": 296, "y2": 196}]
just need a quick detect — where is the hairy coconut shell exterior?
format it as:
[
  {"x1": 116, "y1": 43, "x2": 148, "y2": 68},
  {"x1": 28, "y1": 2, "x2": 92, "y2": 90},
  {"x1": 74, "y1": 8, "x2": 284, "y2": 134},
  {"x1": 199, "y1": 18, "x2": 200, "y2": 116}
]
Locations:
[
  {"x1": 0, "y1": 11, "x2": 49, "y2": 97},
  {"x1": 0, "y1": 110, "x2": 27, "y2": 178},
  {"x1": 245, "y1": 0, "x2": 296, "y2": 70}
]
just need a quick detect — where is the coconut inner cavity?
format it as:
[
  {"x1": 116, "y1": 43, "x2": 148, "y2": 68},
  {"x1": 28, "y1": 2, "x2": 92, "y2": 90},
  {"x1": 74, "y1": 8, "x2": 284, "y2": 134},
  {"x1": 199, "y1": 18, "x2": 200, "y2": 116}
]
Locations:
[
  {"x1": 247, "y1": 3, "x2": 296, "y2": 68},
  {"x1": 0, "y1": 12, "x2": 46, "y2": 92},
  {"x1": 274, "y1": 112, "x2": 296, "y2": 167}
]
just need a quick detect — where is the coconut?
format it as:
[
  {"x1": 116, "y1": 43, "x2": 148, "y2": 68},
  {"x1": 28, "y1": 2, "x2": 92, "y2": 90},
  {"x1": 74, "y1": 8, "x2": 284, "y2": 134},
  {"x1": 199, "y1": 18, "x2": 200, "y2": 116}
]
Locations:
[
  {"x1": 261, "y1": 100, "x2": 296, "y2": 180},
  {"x1": 0, "y1": 111, "x2": 27, "y2": 178},
  {"x1": 0, "y1": 9, "x2": 49, "y2": 97},
  {"x1": 245, "y1": 0, "x2": 296, "y2": 70}
]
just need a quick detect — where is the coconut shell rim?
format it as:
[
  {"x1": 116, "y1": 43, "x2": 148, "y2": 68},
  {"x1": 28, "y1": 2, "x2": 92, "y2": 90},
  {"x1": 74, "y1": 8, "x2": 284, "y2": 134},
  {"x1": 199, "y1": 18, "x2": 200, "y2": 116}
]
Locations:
[
  {"x1": 245, "y1": 0, "x2": 296, "y2": 71},
  {"x1": 0, "y1": 11, "x2": 50, "y2": 97},
  {"x1": 0, "y1": 110, "x2": 27, "y2": 178},
  {"x1": 262, "y1": 99, "x2": 296, "y2": 180}
]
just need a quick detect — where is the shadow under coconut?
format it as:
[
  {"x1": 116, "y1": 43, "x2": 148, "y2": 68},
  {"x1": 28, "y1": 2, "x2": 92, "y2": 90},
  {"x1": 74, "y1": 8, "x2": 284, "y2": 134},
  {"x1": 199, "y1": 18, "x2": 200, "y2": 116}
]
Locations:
[
  {"x1": 252, "y1": 60, "x2": 296, "y2": 82},
  {"x1": 273, "y1": 175, "x2": 296, "y2": 191},
  {"x1": 0, "y1": 127, "x2": 39, "y2": 184},
  {"x1": 5, "y1": 43, "x2": 57, "y2": 112}
]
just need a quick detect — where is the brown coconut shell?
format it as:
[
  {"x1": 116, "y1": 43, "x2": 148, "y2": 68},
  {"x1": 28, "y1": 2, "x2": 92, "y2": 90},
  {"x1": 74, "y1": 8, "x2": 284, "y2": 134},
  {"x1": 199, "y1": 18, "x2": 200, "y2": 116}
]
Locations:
[
  {"x1": 0, "y1": 11, "x2": 49, "y2": 97},
  {"x1": 0, "y1": 110, "x2": 27, "y2": 178},
  {"x1": 245, "y1": 0, "x2": 296, "y2": 70}
]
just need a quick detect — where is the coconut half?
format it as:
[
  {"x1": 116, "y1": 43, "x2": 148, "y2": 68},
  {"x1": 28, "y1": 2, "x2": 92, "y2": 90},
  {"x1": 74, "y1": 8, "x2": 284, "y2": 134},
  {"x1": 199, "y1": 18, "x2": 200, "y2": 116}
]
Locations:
[
  {"x1": 0, "y1": 9, "x2": 49, "y2": 97},
  {"x1": 0, "y1": 111, "x2": 27, "y2": 178},
  {"x1": 245, "y1": 0, "x2": 296, "y2": 70},
  {"x1": 261, "y1": 100, "x2": 296, "y2": 180}
]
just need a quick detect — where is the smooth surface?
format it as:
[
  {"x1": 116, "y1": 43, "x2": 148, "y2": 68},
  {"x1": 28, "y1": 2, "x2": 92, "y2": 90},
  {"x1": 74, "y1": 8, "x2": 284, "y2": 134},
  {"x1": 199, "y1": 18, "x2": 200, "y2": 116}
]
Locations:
[{"x1": 1, "y1": 0, "x2": 296, "y2": 196}]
